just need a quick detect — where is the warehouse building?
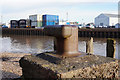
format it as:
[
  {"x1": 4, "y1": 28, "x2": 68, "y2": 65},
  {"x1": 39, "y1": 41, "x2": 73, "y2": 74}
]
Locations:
[{"x1": 95, "y1": 13, "x2": 119, "y2": 27}]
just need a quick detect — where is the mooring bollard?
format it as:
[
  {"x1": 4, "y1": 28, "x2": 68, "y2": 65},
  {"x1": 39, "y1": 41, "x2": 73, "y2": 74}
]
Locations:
[
  {"x1": 86, "y1": 37, "x2": 93, "y2": 54},
  {"x1": 44, "y1": 25, "x2": 80, "y2": 57},
  {"x1": 106, "y1": 38, "x2": 116, "y2": 58}
]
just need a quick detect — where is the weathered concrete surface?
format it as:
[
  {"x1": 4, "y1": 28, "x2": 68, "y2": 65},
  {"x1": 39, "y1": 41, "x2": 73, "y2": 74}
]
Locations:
[{"x1": 19, "y1": 52, "x2": 119, "y2": 79}]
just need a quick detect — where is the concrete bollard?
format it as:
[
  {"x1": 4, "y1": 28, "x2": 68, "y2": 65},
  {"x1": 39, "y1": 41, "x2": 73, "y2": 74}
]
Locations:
[
  {"x1": 86, "y1": 37, "x2": 93, "y2": 54},
  {"x1": 106, "y1": 38, "x2": 116, "y2": 58},
  {"x1": 44, "y1": 25, "x2": 80, "y2": 57}
]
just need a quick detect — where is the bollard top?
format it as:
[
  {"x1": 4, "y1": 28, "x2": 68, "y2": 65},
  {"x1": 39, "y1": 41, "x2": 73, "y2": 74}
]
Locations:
[{"x1": 44, "y1": 25, "x2": 78, "y2": 38}]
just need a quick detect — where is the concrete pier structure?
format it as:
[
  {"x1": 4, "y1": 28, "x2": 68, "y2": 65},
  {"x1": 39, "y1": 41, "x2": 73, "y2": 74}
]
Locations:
[
  {"x1": 2, "y1": 28, "x2": 120, "y2": 38},
  {"x1": 20, "y1": 53, "x2": 118, "y2": 79},
  {"x1": 19, "y1": 25, "x2": 119, "y2": 79}
]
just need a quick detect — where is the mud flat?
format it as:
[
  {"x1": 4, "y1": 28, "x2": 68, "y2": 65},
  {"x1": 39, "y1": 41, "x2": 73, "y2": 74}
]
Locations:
[
  {"x1": 0, "y1": 52, "x2": 30, "y2": 80},
  {"x1": 0, "y1": 52, "x2": 120, "y2": 79}
]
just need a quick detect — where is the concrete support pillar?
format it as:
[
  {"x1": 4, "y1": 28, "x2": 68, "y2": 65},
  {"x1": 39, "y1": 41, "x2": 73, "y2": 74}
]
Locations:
[
  {"x1": 106, "y1": 38, "x2": 116, "y2": 58},
  {"x1": 86, "y1": 37, "x2": 93, "y2": 54}
]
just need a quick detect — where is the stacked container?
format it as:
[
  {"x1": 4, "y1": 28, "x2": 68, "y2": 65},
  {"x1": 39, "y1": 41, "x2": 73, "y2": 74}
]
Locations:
[
  {"x1": 29, "y1": 14, "x2": 42, "y2": 27},
  {"x1": 42, "y1": 14, "x2": 59, "y2": 27},
  {"x1": 10, "y1": 20, "x2": 19, "y2": 28},
  {"x1": 19, "y1": 19, "x2": 27, "y2": 28},
  {"x1": 19, "y1": 19, "x2": 31, "y2": 28}
]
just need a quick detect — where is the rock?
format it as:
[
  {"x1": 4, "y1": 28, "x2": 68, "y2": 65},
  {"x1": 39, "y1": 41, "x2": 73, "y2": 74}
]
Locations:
[{"x1": 19, "y1": 52, "x2": 119, "y2": 79}]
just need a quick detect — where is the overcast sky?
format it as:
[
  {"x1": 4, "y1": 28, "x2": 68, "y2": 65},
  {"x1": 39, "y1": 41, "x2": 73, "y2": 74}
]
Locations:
[{"x1": 0, "y1": 0, "x2": 119, "y2": 24}]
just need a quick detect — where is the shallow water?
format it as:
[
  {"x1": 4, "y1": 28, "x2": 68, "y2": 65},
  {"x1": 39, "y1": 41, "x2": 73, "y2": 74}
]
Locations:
[{"x1": 1, "y1": 35, "x2": 120, "y2": 59}]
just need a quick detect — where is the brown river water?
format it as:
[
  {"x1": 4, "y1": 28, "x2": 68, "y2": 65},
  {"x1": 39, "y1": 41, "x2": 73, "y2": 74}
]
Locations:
[{"x1": 1, "y1": 35, "x2": 120, "y2": 59}]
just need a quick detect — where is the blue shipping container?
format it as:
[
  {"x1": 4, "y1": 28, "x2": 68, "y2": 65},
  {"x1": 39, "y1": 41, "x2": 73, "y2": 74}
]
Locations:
[{"x1": 42, "y1": 14, "x2": 59, "y2": 27}]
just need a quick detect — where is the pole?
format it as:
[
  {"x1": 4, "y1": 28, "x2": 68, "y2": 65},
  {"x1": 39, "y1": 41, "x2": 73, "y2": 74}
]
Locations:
[
  {"x1": 66, "y1": 12, "x2": 68, "y2": 21},
  {"x1": 86, "y1": 37, "x2": 93, "y2": 54},
  {"x1": 106, "y1": 38, "x2": 116, "y2": 58}
]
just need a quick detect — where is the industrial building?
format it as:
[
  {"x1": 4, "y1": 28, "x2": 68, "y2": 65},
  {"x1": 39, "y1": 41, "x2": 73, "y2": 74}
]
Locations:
[
  {"x1": 29, "y1": 14, "x2": 42, "y2": 27},
  {"x1": 95, "y1": 13, "x2": 119, "y2": 27},
  {"x1": 29, "y1": 14, "x2": 59, "y2": 27},
  {"x1": 42, "y1": 14, "x2": 59, "y2": 27}
]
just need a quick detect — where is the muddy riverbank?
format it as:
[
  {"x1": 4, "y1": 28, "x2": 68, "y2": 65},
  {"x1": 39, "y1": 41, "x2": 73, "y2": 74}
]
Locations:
[
  {"x1": 0, "y1": 52, "x2": 120, "y2": 79},
  {"x1": 0, "y1": 52, "x2": 30, "y2": 79}
]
